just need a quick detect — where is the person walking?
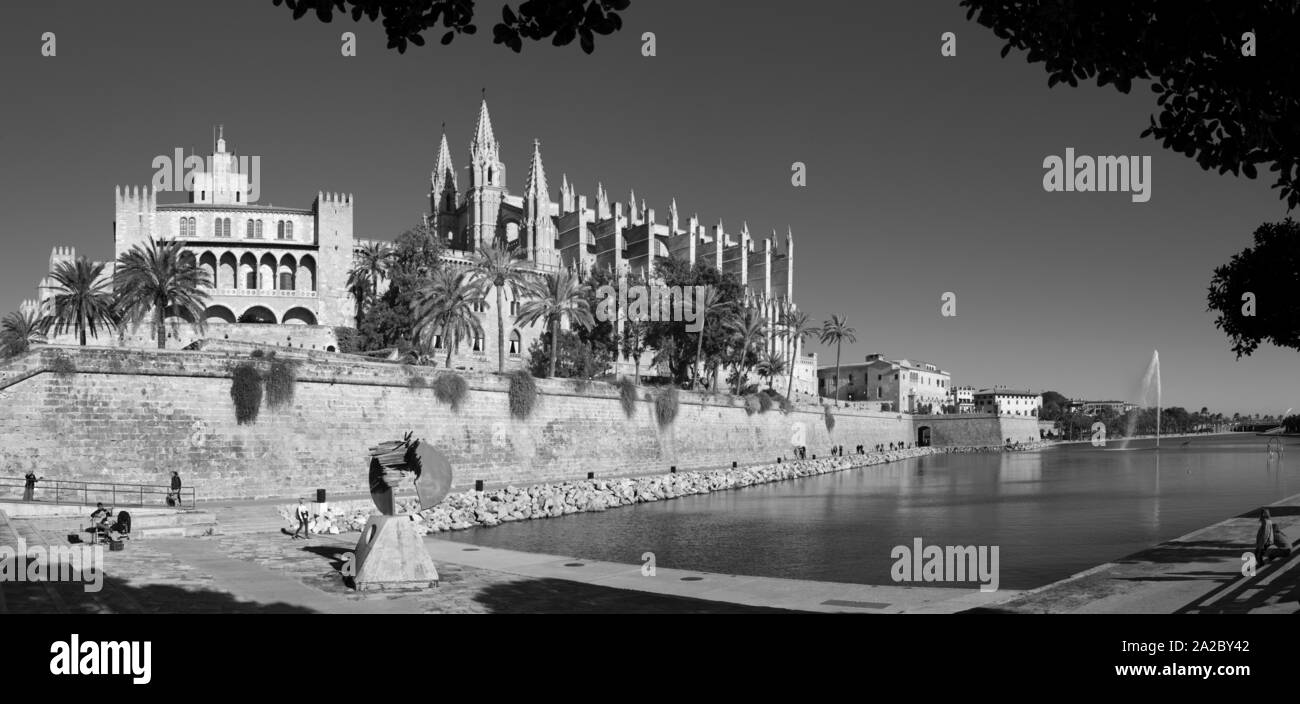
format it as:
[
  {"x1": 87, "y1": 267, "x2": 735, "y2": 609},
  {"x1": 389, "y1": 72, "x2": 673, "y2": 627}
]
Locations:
[
  {"x1": 23, "y1": 470, "x2": 41, "y2": 502},
  {"x1": 291, "y1": 498, "x2": 311, "y2": 540},
  {"x1": 168, "y1": 471, "x2": 182, "y2": 507}
]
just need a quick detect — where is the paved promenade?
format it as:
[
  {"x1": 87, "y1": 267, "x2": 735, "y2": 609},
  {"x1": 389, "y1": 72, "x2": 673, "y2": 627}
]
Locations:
[{"x1": 983, "y1": 492, "x2": 1300, "y2": 614}]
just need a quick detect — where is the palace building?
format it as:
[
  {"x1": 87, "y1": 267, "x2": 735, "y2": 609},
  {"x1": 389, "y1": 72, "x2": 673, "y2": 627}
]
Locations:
[{"x1": 26, "y1": 101, "x2": 814, "y2": 395}]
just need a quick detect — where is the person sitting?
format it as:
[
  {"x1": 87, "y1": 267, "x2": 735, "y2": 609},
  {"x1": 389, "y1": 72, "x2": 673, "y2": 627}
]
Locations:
[{"x1": 87, "y1": 503, "x2": 112, "y2": 541}]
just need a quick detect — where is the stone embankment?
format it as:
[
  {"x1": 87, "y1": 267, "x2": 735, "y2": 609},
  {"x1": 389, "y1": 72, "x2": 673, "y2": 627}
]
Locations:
[{"x1": 278, "y1": 447, "x2": 943, "y2": 536}]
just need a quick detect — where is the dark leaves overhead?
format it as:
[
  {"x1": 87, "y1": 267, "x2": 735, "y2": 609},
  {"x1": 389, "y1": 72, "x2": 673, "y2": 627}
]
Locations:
[
  {"x1": 272, "y1": 0, "x2": 629, "y2": 54},
  {"x1": 961, "y1": 0, "x2": 1300, "y2": 209}
]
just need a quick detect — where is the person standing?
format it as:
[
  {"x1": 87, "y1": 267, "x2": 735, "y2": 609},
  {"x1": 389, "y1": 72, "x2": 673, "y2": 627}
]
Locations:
[
  {"x1": 23, "y1": 470, "x2": 41, "y2": 502},
  {"x1": 291, "y1": 498, "x2": 310, "y2": 540},
  {"x1": 168, "y1": 471, "x2": 182, "y2": 507}
]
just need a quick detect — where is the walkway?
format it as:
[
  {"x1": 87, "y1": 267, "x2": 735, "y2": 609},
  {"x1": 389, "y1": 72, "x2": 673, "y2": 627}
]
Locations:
[{"x1": 987, "y1": 493, "x2": 1300, "y2": 614}]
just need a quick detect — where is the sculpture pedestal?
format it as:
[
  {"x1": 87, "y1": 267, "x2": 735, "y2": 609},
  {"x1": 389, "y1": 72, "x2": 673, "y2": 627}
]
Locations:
[{"x1": 352, "y1": 515, "x2": 439, "y2": 591}]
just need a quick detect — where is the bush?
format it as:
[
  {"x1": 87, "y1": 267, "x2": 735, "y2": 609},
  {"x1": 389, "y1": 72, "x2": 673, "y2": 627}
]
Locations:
[
  {"x1": 654, "y1": 386, "x2": 680, "y2": 427},
  {"x1": 50, "y1": 355, "x2": 76, "y2": 377},
  {"x1": 231, "y1": 363, "x2": 263, "y2": 424},
  {"x1": 333, "y1": 327, "x2": 359, "y2": 354},
  {"x1": 406, "y1": 375, "x2": 428, "y2": 390},
  {"x1": 824, "y1": 405, "x2": 836, "y2": 432},
  {"x1": 780, "y1": 396, "x2": 795, "y2": 414},
  {"x1": 432, "y1": 372, "x2": 468, "y2": 411},
  {"x1": 744, "y1": 395, "x2": 761, "y2": 415},
  {"x1": 250, "y1": 349, "x2": 265, "y2": 359},
  {"x1": 508, "y1": 369, "x2": 538, "y2": 420},
  {"x1": 614, "y1": 377, "x2": 638, "y2": 418},
  {"x1": 757, "y1": 393, "x2": 774, "y2": 413},
  {"x1": 264, "y1": 358, "x2": 297, "y2": 409}
]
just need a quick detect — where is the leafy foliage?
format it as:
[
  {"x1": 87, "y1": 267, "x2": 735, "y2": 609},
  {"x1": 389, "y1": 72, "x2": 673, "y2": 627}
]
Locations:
[
  {"x1": 231, "y1": 363, "x2": 263, "y2": 425},
  {"x1": 1207, "y1": 218, "x2": 1300, "y2": 357},
  {"x1": 507, "y1": 368, "x2": 538, "y2": 419},
  {"x1": 273, "y1": 0, "x2": 631, "y2": 54},
  {"x1": 527, "y1": 329, "x2": 609, "y2": 379},
  {"x1": 48, "y1": 257, "x2": 117, "y2": 346},
  {"x1": 432, "y1": 372, "x2": 468, "y2": 411},
  {"x1": 642, "y1": 259, "x2": 746, "y2": 386},
  {"x1": 411, "y1": 268, "x2": 486, "y2": 368},
  {"x1": 962, "y1": 0, "x2": 1300, "y2": 209},
  {"x1": 333, "y1": 326, "x2": 359, "y2": 353},
  {"x1": 50, "y1": 355, "x2": 76, "y2": 377},
  {"x1": 743, "y1": 395, "x2": 760, "y2": 416},
  {"x1": 614, "y1": 377, "x2": 638, "y2": 418},
  {"x1": 0, "y1": 307, "x2": 49, "y2": 358},
  {"x1": 114, "y1": 239, "x2": 211, "y2": 349},
  {"x1": 264, "y1": 358, "x2": 298, "y2": 409},
  {"x1": 824, "y1": 405, "x2": 836, "y2": 433},
  {"x1": 654, "y1": 386, "x2": 680, "y2": 427},
  {"x1": 516, "y1": 268, "x2": 595, "y2": 378}
]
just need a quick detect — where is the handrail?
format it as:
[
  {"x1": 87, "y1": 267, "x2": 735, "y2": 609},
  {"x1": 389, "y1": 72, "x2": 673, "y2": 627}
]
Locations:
[{"x1": 0, "y1": 476, "x2": 196, "y2": 509}]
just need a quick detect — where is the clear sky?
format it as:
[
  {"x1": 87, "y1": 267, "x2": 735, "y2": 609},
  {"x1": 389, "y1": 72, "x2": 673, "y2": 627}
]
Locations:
[{"x1": 0, "y1": 1, "x2": 1294, "y2": 415}]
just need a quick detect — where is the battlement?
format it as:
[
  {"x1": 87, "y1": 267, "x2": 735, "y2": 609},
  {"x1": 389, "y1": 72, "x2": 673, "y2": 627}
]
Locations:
[
  {"x1": 314, "y1": 191, "x2": 354, "y2": 208},
  {"x1": 114, "y1": 185, "x2": 157, "y2": 209}
]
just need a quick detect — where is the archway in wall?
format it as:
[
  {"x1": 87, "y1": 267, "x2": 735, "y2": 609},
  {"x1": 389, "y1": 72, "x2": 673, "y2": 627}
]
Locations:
[
  {"x1": 239, "y1": 253, "x2": 258, "y2": 290},
  {"x1": 917, "y1": 426, "x2": 932, "y2": 448},
  {"x1": 282, "y1": 307, "x2": 317, "y2": 325},
  {"x1": 203, "y1": 305, "x2": 237, "y2": 324},
  {"x1": 239, "y1": 306, "x2": 277, "y2": 324},
  {"x1": 198, "y1": 251, "x2": 218, "y2": 289},
  {"x1": 297, "y1": 254, "x2": 317, "y2": 292},
  {"x1": 218, "y1": 252, "x2": 237, "y2": 289}
]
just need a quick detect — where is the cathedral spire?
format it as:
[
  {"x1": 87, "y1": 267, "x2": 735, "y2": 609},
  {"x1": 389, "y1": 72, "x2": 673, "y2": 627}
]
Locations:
[
  {"x1": 524, "y1": 139, "x2": 549, "y2": 200},
  {"x1": 470, "y1": 98, "x2": 499, "y2": 164},
  {"x1": 432, "y1": 129, "x2": 457, "y2": 202}
]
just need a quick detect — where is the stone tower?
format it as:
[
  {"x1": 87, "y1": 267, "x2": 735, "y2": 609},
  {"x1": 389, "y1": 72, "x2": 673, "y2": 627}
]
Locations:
[{"x1": 314, "y1": 191, "x2": 355, "y2": 327}]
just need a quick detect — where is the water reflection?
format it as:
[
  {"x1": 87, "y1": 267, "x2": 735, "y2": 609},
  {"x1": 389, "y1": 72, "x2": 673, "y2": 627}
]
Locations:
[{"x1": 445, "y1": 435, "x2": 1300, "y2": 589}]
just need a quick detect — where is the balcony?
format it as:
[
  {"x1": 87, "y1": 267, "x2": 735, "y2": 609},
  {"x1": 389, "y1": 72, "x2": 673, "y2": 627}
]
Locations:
[{"x1": 208, "y1": 288, "x2": 318, "y2": 299}]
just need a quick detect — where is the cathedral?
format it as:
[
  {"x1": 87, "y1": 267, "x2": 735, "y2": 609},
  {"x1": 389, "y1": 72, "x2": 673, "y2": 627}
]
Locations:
[
  {"x1": 26, "y1": 100, "x2": 815, "y2": 395},
  {"x1": 424, "y1": 100, "x2": 812, "y2": 392}
]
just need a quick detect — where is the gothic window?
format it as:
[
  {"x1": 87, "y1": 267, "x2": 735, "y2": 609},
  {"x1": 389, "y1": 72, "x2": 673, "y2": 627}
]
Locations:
[
  {"x1": 247, "y1": 220, "x2": 255, "y2": 238},
  {"x1": 472, "y1": 335, "x2": 484, "y2": 352},
  {"x1": 433, "y1": 334, "x2": 444, "y2": 350},
  {"x1": 509, "y1": 331, "x2": 521, "y2": 356},
  {"x1": 256, "y1": 221, "x2": 263, "y2": 239},
  {"x1": 277, "y1": 221, "x2": 284, "y2": 239},
  {"x1": 179, "y1": 218, "x2": 189, "y2": 238},
  {"x1": 286, "y1": 222, "x2": 293, "y2": 240},
  {"x1": 510, "y1": 300, "x2": 519, "y2": 316}
]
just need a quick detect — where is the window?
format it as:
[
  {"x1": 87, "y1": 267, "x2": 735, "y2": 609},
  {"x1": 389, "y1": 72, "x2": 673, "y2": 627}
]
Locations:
[
  {"x1": 279, "y1": 272, "x2": 293, "y2": 290},
  {"x1": 179, "y1": 217, "x2": 190, "y2": 237},
  {"x1": 246, "y1": 270, "x2": 257, "y2": 289},
  {"x1": 510, "y1": 300, "x2": 519, "y2": 315},
  {"x1": 472, "y1": 335, "x2": 484, "y2": 352},
  {"x1": 247, "y1": 220, "x2": 255, "y2": 238},
  {"x1": 433, "y1": 334, "x2": 444, "y2": 350},
  {"x1": 277, "y1": 221, "x2": 284, "y2": 240},
  {"x1": 286, "y1": 222, "x2": 293, "y2": 240},
  {"x1": 256, "y1": 221, "x2": 263, "y2": 239},
  {"x1": 509, "y1": 331, "x2": 521, "y2": 356}
]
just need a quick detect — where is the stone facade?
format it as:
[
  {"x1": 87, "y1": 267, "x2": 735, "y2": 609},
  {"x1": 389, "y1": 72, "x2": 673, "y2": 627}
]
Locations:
[
  {"x1": 30, "y1": 129, "x2": 354, "y2": 349},
  {"x1": 0, "y1": 346, "x2": 1027, "y2": 501},
  {"x1": 819, "y1": 354, "x2": 953, "y2": 412}
]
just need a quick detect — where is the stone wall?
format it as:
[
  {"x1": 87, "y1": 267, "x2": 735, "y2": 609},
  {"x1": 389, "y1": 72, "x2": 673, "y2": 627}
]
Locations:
[{"x1": 0, "y1": 346, "x2": 1017, "y2": 501}]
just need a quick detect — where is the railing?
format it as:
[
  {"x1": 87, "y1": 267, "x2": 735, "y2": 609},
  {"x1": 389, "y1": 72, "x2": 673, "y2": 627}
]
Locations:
[
  {"x1": 211, "y1": 288, "x2": 317, "y2": 299},
  {"x1": 0, "y1": 477, "x2": 195, "y2": 509}
]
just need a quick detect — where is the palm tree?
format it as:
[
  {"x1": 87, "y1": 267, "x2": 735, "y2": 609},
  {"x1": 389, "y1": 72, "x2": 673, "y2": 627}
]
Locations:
[
  {"x1": 0, "y1": 306, "x2": 49, "y2": 357},
  {"x1": 691, "y1": 285, "x2": 733, "y2": 390},
  {"x1": 755, "y1": 351, "x2": 786, "y2": 391},
  {"x1": 346, "y1": 265, "x2": 373, "y2": 324},
  {"x1": 516, "y1": 268, "x2": 595, "y2": 379},
  {"x1": 819, "y1": 314, "x2": 857, "y2": 400},
  {"x1": 723, "y1": 308, "x2": 767, "y2": 394},
  {"x1": 467, "y1": 243, "x2": 530, "y2": 373},
  {"x1": 354, "y1": 241, "x2": 393, "y2": 307},
  {"x1": 48, "y1": 257, "x2": 118, "y2": 346},
  {"x1": 412, "y1": 268, "x2": 485, "y2": 368},
  {"x1": 114, "y1": 240, "x2": 211, "y2": 349},
  {"x1": 780, "y1": 308, "x2": 816, "y2": 401}
]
